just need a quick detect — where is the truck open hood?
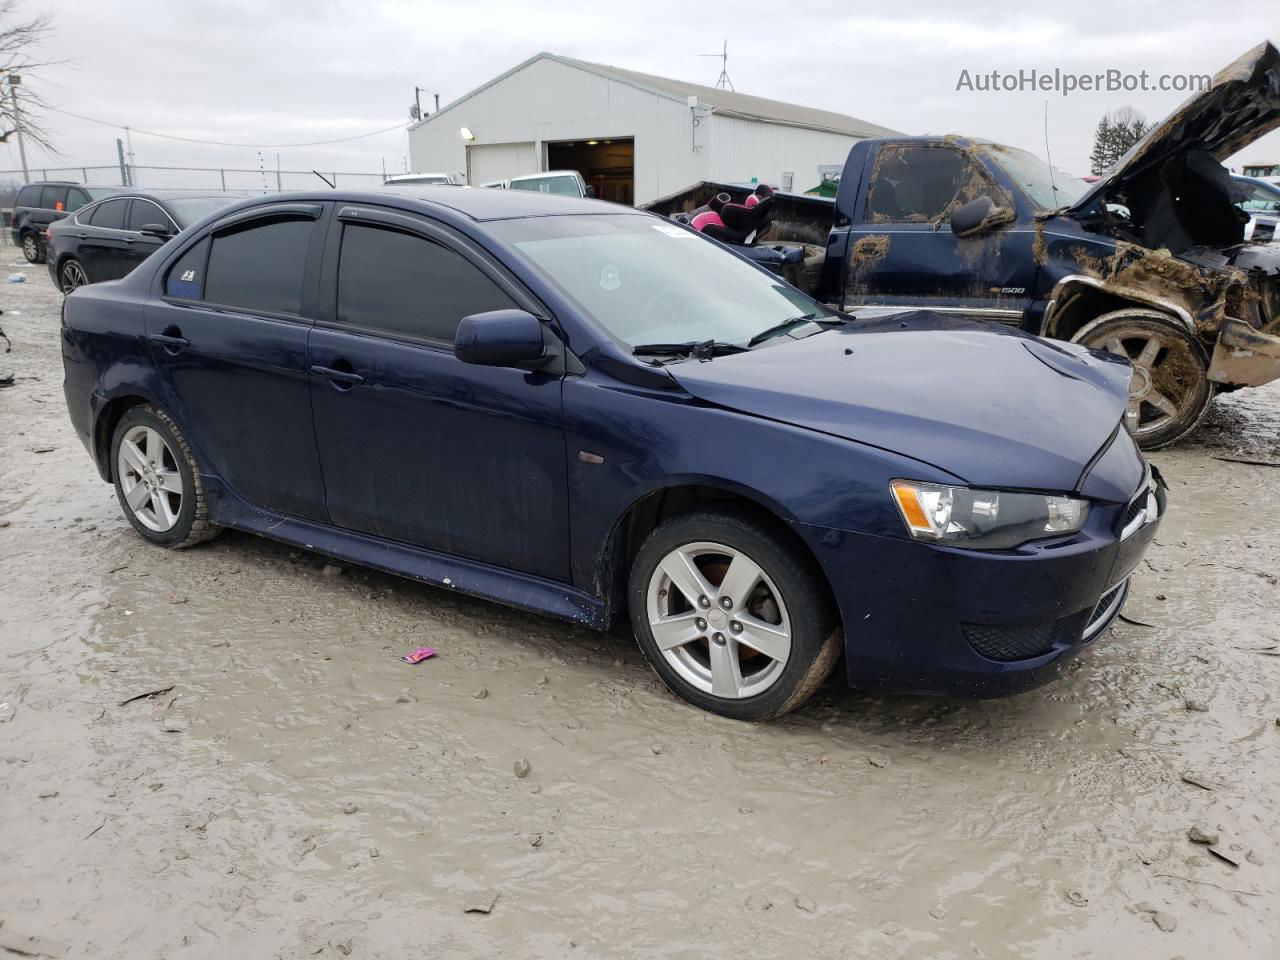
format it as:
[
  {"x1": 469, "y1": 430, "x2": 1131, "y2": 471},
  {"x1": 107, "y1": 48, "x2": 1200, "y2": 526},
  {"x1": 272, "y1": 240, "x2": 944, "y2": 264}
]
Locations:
[
  {"x1": 1070, "y1": 41, "x2": 1280, "y2": 214},
  {"x1": 666, "y1": 313, "x2": 1132, "y2": 494}
]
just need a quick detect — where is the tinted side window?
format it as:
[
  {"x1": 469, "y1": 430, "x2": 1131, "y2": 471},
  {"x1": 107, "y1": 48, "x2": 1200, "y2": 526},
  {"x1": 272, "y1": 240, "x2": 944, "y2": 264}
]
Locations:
[
  {"x1": 15, "y1": 185, "x2": 38, "y2": 207},
  {"x1": 337, "y1": 223, "x2": 516, "y2": 343},
  {"x1": 66, "y1": 188, "x2": 91, "y2": 212},
  {"x1": 165, "y1": 238, "x2": 210, "y2": 299},
  {"x1": 865, "y1": 145, "x2": 976, "y2": 222},
  {"x1": 204, "y1": 217, "x2": 313, "y2": 315},
  {"x1": 127, "y1": 199, "x2": 169, "y2": 231},
  {"x1": 89, "y1": 199, "x2": 129, "y2": 229},
  {"x1": 39, "y1": 185, "x2": 69, "y2": 212}
]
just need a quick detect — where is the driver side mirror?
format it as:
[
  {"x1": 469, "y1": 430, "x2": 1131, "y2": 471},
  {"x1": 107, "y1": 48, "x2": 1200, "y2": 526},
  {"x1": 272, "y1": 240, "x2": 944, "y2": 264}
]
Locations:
[
  {"x1": 950, "y1": 196, "x2": 1014, "y2": 238},
  {"x1": 583, "y1": 185, "x2": 597, "y2": 199},
  {"x1": 139, "y1": 223, "x2": 174, "y2": 240},
  {"x1": 455, "y1": 309, "x2": 551, "y2": 369}
]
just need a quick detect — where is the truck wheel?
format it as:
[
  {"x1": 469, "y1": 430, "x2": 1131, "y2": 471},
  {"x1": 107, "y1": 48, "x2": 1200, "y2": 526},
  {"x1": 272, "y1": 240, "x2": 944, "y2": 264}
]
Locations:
[
  {"x1": 1072, "y1": 308, "x2": 1213, "y2": 450},
  {"x1": 21, "y1": 230, "x2": 44, "y2": 264},
  {"x1": 628, "y1": 507, "x2": 842, "y2": 721},
  {"x1": 110, "y1": 404, "x2": 222, "y2": 549}
]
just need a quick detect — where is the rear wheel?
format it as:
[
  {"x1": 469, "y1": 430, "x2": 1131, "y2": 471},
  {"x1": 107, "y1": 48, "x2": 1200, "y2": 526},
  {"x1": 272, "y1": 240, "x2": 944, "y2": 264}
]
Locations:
[
  {"x1": 628, "y1": 508, "x2": 841, "y2": 720},
  {"x1": 1072, "y1": 308, "x2": 1212, "y2": 449},
  {"x1": 58, "y1": 258, "x2": 89, "y2": 295},
  {"x1": 110, "y1": 404, "x2": 222, "y2": 548},
  {"x1": 21, "y1": 230, "x2": 44, "y2": 264}
]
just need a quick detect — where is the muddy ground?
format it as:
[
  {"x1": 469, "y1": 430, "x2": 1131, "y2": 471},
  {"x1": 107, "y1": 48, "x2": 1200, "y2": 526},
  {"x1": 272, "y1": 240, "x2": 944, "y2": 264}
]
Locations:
[{"x1": 1, "y1": 267, "x2": 1277, "y2": 960}]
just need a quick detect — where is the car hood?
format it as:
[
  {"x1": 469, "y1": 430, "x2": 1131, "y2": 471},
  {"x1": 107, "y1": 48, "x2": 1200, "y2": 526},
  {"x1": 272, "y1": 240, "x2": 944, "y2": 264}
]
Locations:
[
  {"x1": 667, "y1": 312, "x2": 1132, "y2": 493},
  {"x1": 1070, "y1": 41, "x2": 1280, "y2": 214}
]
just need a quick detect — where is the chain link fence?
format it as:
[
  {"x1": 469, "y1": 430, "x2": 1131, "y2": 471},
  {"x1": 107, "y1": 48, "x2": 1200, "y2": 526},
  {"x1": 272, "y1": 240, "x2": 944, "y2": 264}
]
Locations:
[{"x1": 0, "y1": 163, "x2": 389, "y2": 207}]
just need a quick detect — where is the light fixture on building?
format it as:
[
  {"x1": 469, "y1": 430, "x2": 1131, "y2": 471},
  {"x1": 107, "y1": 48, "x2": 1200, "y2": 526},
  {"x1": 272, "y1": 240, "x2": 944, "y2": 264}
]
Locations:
[
  {"x1": 459, "y1": 126, "x2": 475, "y2": 141},
  {"x1": 587, "y1": 140, "x2": 599, "y2": 145}
]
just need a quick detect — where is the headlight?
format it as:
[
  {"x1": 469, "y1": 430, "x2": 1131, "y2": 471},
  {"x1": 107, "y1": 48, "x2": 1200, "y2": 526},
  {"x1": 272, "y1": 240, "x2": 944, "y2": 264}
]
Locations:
[{"x1": 890, "y1": 480, "x2": 1089, "y2": 550}]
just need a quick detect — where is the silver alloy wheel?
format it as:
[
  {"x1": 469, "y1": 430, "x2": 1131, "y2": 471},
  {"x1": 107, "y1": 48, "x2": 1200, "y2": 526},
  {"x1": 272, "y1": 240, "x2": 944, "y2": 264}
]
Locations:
[
  {"x1": 1093, "y1": 324, "x2": 1199, "y2": 439},
  {"x1": 59, "y1": 260, "x2": 88, "y2": 294},
  {"x1": 646, "y1": 541, "x2": 792, "y2": 699},
  {"x1": 117, "y1": 425, "x2": 184, "y2": 533},
  {"x1": 22, "y1": 233, "x2": 37, "y2": 261}
]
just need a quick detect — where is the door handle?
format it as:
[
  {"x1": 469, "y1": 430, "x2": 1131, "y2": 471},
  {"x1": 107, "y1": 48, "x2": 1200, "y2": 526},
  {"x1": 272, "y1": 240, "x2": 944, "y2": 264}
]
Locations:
[
  {"x1": 150, "y1": 329, "x2": 189, "y2": 353},
  {"x1": 310, "y1": 364, "x2": 364, "y2": 386}
]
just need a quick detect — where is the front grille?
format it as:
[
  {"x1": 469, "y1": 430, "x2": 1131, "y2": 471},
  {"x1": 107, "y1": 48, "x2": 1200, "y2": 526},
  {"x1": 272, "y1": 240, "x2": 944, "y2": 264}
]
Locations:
[
  {"x1": 1083, "y1": 579, "x2": 1128, "y2": 641},
  {"x1": 963, "y1": 620, "x2": 1070, "y2": 662}
]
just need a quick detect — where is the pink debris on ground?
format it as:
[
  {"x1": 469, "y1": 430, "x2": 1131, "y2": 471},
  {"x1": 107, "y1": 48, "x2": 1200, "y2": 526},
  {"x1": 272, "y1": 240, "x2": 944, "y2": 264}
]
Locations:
[{"x1": 400, "y1": 647, "x2": 437, "y2": 664}]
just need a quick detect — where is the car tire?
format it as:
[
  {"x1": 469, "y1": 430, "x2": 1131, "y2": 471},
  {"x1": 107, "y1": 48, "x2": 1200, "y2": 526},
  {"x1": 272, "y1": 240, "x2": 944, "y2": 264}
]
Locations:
[
  {"x1": 20, "y1": 229, "x2": 44, "y2": 264},
  {"x1": 110, "y1": 404, "x2": 222, "y2": 549},
  {"x1": 58, "y1": 258, "x2": 89, "y2": 295},
  {"x1": 628, "y1": 506, "x2": 842, "y2": 720},
  {"x1": 1072, "y1": 308, "x2": 1213, "y2": 450}
]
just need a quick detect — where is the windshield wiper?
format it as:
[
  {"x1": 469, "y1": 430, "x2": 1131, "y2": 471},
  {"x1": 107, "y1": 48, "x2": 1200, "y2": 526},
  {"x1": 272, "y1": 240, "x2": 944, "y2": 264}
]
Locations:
[
  {"x1": 746, "y1": 313, "x2": 842, "y2": 347},
  {"x1": 632, "y1": 340, "x2": 748, "y2": 361}
]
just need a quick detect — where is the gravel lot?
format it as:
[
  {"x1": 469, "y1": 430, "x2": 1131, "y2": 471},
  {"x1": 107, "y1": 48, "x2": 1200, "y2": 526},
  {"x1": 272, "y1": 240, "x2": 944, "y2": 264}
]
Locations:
[{"x1": 1, "y1": 262, "x2": 1278, "y2": 960}]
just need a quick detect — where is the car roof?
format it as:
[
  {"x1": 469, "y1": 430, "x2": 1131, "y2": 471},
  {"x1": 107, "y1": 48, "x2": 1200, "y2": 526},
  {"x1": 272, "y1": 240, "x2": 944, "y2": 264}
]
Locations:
[{"x1": 346, "y1": 185, "x2": 618, "y2": 220}]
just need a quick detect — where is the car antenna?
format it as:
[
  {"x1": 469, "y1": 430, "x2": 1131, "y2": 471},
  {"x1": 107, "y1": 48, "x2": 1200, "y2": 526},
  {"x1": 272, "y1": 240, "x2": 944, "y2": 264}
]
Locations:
[
  {"x1": 1043, "y1": 99, "x2": 1060, "y2": 207},
  {"x1": 312, "y1": 170, "x2": 337, "y2": 189}
]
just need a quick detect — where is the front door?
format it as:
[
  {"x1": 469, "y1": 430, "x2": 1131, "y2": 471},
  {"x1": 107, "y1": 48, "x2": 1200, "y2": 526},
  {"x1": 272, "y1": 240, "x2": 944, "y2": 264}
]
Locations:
[
  {"x1": 307, "y1": 206, "x2": 570, "y2": 581},
  {"x1": 843, "y1": 142, "x2": 1034, "y2": 323},
  {"x1": 146, "y1": 204, "x2": 329, "y2": 522}
]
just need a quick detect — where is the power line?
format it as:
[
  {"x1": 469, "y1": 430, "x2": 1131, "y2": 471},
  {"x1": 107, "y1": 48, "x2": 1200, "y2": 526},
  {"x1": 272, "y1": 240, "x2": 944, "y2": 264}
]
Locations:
[{"x1": 45, "y1": 106, "x2": 407, "y2": 148}]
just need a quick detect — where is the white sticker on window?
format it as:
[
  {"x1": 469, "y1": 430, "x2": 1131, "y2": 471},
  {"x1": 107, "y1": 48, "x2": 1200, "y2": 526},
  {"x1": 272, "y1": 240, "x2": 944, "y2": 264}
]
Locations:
[
  {"x1": 650, "y1": 223, "x2": 694, "y2": 239},
  {"x1": 600, "y1": 264, "x2": 621, "y2": 291}
]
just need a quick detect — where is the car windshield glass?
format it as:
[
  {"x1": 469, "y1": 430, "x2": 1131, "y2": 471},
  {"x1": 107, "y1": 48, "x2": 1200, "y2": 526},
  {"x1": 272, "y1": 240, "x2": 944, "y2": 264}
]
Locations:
[
  {"x1": 510, "y1": 176, "x2": 580, "y2": 196},
  {"x1": 490, "y1": 214, "x2": 831, "y2": 348},
  {"x1": 985, "y1": 145, "x2": 1089, "y2": 211},
  {"x1": 166, "y1": 197, "x2": 238, "y2": 227}
]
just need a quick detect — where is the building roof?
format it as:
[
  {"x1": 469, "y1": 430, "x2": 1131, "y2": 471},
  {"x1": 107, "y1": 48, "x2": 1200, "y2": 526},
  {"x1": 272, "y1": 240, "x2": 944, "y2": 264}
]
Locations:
[{"x1": 411, "y1": 52, "x2": 900, "y2": 140}]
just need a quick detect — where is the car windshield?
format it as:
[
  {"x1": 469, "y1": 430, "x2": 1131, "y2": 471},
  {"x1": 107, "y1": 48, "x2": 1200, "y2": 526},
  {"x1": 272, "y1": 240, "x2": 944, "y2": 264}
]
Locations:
[
  {"x1": 984, "y1": 145, "x2": 1089, "y2": 211},
  {"x1": 510, "y1": 176, "x2": 581, "y2": 196},
  {"x1": 166, "y1": 197, "x2": 239, "y2": 227},
  {"x1": 491, "y1": 214, "x2": 831, "y2": 349},
  {"x1": 1238, "y1": 180, "x2": 1280, "y2": 212}
]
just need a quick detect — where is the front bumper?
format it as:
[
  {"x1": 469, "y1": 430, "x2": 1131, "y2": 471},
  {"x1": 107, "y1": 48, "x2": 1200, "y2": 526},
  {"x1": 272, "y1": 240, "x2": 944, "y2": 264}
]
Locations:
[
  {"x1": 1208, "y1": 317, "x2": 1280, "y2": 388},
  {"x1": 794, "y1": 468, "x2": 1167, "y2": 697}
]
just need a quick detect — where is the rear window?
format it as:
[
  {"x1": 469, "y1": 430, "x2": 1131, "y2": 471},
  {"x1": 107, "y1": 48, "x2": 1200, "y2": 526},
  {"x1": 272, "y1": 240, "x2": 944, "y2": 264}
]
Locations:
[
  {"x1": 88, "y1": 199, "x2": 129, "y2": 229},
  {"x1": 39, "y1": 185, "x2": 69, "y2": 212},
  {"x1": 510, "y1": 176, "x2": 581, "y2": 196},
  {"x1": 203, "y1": 217, "x2": 313, "y2": 315}
]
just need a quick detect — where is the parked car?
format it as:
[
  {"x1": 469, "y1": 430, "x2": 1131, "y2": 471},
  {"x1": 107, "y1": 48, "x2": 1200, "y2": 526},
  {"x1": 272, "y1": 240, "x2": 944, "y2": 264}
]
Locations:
[
  {"x1": 646, "y1": 41, "x2": 1280, "y2": 450},
  {"x1": 479, "y1": 179, "x2": 509, "y2": 189},
  {"x1": 46, "y1": 190, "x2": 242, "y2": 294},
  {"x1": 383, "y1": 172, "x2": 466, "y2": 186},
  {"x1": 1233, "y1": 174, "x2": 1280, "y2": 243},
  {"x1": 507, "y1": 170, "x2": 594, "y2": 198},
  {"x1": 60, "y1": 185, "x2": 1163, "y2": 719},
  {"x1": 10, "y1": 181, "x2": 125, "y2": 263}
]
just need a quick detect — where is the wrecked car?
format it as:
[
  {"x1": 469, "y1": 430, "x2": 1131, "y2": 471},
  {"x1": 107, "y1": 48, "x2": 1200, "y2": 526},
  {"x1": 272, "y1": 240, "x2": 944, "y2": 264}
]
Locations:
[
  {"x1": 62, "y1": 185, "x2": 1163, "y2": 720},
  {"x1": 645, "y1": 41, "x2": 1280, "y2": 449}
]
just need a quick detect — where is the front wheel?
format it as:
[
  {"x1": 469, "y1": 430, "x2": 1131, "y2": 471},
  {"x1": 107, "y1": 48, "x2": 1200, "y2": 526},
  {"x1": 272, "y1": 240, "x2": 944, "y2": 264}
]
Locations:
[
  {"x1": 110, "y1": 404, "x2": 222, "y2": 548},
  {"x1": 58, "y1": 258, "x2": 89, "y2": 295},
  {"x1": 628, "y1": 508, "x2": 842, "y2": 720},
  {"x1": 21, "y1": 230, "x2": 44, "y2": 264},
  {"x1": 1072, "y1": 308, "x2": 1213, "y2": 449}
]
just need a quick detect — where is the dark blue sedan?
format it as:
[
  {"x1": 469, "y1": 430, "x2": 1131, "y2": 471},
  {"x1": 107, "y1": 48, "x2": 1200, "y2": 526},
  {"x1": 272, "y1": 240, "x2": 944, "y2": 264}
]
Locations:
[{"x1": 60, "y1": 187, "x2": 1164, "y2": 719}]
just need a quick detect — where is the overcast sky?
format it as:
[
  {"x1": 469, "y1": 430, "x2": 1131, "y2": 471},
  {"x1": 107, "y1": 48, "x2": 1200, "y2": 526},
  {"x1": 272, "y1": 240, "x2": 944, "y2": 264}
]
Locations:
[{"x1": 11, "y1": 0, "x2": 1279, "y2": 185}]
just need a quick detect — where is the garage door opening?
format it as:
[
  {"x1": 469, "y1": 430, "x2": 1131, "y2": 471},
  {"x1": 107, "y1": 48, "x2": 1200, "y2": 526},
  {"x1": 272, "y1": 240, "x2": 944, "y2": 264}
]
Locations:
[{"x1": 546, "y1": 138, "x2": 634, "y2": 205}]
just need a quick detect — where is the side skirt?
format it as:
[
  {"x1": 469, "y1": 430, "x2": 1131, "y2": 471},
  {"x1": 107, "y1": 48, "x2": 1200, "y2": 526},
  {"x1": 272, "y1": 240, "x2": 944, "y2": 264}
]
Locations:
[{"x1": 201, "y1": 476, "x2": 609, "y2": 630}]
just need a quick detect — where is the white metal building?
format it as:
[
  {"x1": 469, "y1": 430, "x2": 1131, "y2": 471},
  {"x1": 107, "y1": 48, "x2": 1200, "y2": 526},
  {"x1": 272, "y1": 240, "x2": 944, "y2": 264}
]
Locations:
[{"x1": 407, "y1": 53, "x2": 899, "y2": 205}]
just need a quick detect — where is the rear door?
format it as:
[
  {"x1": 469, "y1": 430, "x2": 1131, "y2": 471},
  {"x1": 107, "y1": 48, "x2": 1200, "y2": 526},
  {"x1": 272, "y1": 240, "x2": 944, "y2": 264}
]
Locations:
[
  {"x1": 307, "y1": 205, "x2": 570, "y2": 580},
  {"x1": 146, "y1": 203, "x2": 329, "y2": 522},
  {"x1": 842, "y1": 142, "x2": 1032, "y2": 323},
  {"x1": 76, "y1": 198, "x2": 133, "y2": 282}
]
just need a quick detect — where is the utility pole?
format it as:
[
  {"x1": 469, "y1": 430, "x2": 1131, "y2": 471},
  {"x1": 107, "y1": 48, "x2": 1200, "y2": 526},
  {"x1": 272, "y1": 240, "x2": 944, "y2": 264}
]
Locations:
[
  {"x1": 116, "y1": 138, "x2": 129, "y2": 186},
  {"x1": 6, "y1": 76, "x2": 29, "y2": 184}
]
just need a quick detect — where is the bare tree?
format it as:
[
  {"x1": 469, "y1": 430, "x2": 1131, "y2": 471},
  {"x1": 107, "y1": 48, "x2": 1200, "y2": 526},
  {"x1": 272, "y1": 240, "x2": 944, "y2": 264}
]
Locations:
[{"x1": 0, "y1": 2, "x2": 56, "y2": 154}]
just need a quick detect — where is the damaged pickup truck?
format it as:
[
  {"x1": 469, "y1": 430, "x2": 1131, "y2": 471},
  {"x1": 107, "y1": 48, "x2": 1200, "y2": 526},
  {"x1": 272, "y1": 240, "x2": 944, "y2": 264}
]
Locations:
[{"x1": 645, "y1": 41, "x2": 1280, "y2": 448}]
